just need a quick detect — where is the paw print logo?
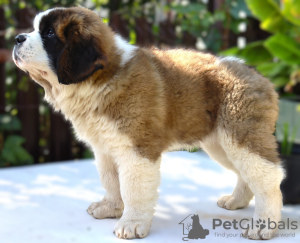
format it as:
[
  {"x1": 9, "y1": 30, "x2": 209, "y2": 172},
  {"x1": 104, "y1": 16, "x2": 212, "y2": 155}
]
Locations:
[{"x1": 256, "y1": 219, "x2": 266, "y2": 230}]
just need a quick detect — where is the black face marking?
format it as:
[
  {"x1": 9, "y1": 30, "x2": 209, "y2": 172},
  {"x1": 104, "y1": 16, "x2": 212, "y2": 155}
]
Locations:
[
  {"x1": 38, "y1": 8, "x2": 106, "y2": 85},
  {"x1": 39, "y1": 10, "x2": 64, "y2": 74}
]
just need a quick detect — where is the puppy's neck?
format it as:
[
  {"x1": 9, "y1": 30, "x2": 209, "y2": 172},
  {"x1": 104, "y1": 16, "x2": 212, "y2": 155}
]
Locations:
[{"x1": 39, "y1": 75, "x2": 108, "y2": 123}]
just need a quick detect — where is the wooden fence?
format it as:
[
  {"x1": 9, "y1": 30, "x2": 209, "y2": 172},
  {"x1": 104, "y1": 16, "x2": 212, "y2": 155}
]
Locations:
[{"x1": 0, "y1": 1, "x2": 268, "y2": 163}]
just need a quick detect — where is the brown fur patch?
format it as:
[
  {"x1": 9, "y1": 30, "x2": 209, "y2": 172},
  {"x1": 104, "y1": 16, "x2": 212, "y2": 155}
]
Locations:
[{"x1": 217, "y1": 61, "x2": 280, "y2": 163}]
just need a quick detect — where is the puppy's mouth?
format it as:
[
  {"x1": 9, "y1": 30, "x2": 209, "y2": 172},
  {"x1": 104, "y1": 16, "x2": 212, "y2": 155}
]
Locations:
[
  {"x1": 12, "y1": 46, "x2": 24, "y2": 68},
  {"x1": 13, "y1": 47, "x2": 48, "y2": 77}
]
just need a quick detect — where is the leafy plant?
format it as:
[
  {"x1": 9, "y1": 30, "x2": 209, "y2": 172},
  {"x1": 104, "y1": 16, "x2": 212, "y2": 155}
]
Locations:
[
  {"x1": 280, "y1": 122, "x2": 300, "y2": 156},
  {"x1": 112, "y1": 0, "x2": 251, "y2": 52},
  {"x1": 169, "y1": 0, "x2": 251, "y2": 52},
  {"x1": 0, "y1": 115, "x2": 33, "y2": 167},
  {"x1": 221, "y1": 0, "x2": 300, "y2": 95}
]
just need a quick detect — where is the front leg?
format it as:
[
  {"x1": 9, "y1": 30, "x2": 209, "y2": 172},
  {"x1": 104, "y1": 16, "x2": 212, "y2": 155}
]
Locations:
[
  {"x1": 114, "y1": 151, "x2": 161, "y2": 239},
  {"x1": 87, "y1": 153, "x2": 124, "y2": 219},
  {"x1": 217, "y1": 176, "x2": 254, "y2": 210}
]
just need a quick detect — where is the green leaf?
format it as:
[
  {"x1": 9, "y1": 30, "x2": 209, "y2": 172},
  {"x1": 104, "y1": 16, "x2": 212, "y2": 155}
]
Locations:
[
  {"x1": 230, "y1": 20, "x2": 247, "y2": 34},
  {"x1": 230, "y1": 0, "x2": 253, "y2": 19},
  {"x1": 282, "y1": 0, "x2": 300, "y2": 26},
  {"x1": 245, "y1": 0, "x2": 291, "y2": 33},
  {"x1": 239, "y1": 41, "x2": 273, "y2": 65},
  {"x1": 1, "y1": 135, "x2": 33, "y2": 165},
  {"x1": 13, "y1": 147, "x2": 34, "y2": 165},
  {"x1": 0, "y1": 155, "x2": 10, "y2": 167},
  {"x1": 280, "y1": 121, "x2": 300, "y2": 155},
  {"x1": 219, "y1": 47, "x2": 240, "y2": 56},
  {"x1": 2, "y1": 147, "x2": 16, "y2": 163},
  {"x1": 245, "y1": 0, "x2": 280, "y2": 21},
  {"x1": 171, "y1": 3, "x2": 206, "y2": 15},
  {"x1": 4, "y1": 135, "x2": 25, "y2": 147},
  {"x1": 213, "y1": 11, "x2": 226, "y2": 22},
  {"x1": 256, "y1": 62, "x2": 290, "y2": 78},
  {"x1": 219, "y1": 41, "x2": 273, "y2": 65},
  {"x1": 83, "y1": 149, "x2": 94, "y2": 159},
  {"x1": 281, "y1": 122, "x2": 289, "y2": 155},
  {"x1": 0, "y1": 115, "x2": 22, "y2": 132},
  {"x1": 271, "y1": 76, "x2": 290, "y2": 88},
  {"x1": 264, "y1": 34, "x2": 300, "y2": 64},
  {"x1": 261, "y1": 14, "x2": 291, "y2": 33}
]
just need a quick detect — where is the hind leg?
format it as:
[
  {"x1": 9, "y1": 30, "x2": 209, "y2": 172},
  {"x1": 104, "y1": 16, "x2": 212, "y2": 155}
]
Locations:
[
  {"x1": 201, "y1": 133, "x2": 253, "y2": 210},
  {"x1": 221, "y1": 140, "x2": 284, "y2": 240}
]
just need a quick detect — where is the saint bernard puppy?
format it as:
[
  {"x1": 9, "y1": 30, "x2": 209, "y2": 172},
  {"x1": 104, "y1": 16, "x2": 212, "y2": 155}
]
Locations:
[{"x1": 13, "y1": 7, "x2": 284, "y2": 240}]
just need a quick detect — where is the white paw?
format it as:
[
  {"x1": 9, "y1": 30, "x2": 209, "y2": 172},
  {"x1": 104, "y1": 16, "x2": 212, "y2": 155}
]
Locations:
[
  {"x1": 241, "y1": 219, "x2": 277, "y2": 240},
  {"x1": 114, "y1": 219, "x2": 151, "y2": 239},
  {"x1": 87, "y1": 199, "x2": 123, "y2": 219},
  {"x1": 217, "y1": 195, "x2": 249, "y2": 210}
]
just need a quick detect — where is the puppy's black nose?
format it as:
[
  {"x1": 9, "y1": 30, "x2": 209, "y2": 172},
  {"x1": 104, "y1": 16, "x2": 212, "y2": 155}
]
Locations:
[{"x1": 15, "y1": 34, "x2": 27, "y2": 44}]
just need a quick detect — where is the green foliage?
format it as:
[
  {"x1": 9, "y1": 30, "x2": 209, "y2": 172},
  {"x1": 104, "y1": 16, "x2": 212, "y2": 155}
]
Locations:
[
  {"x1": 246, "y1": 0, "x2": 292, "y2": 33},
  {"x1": 280, "y1": 122, "x2": 299, "y2": 156},
  {"x1": 282, "y1": 0, "x2": 300, "y2": 27},
  {"x1": 222, "y1": 0, "x2": 300, "y2": 94},
  {"x1": 0, "y1": 135, "x2": 34, "y2": 166},
  {"x1": 1, "y1": 0, "x2": 86, "y2": 11},
  {"x1": 264, "y1": 34, "x2": 300, "y2": 65},
  {"x1": 229, "y1": 0, "x2": 252, "y2": 19},
  {"x1": 0, "y1": 115, "x2": 33, "y2": 167},
  {"x1": 187, "y1": 147, "x2": 198, "y2": 153},
  {"x1": 113, "y1": 0, "x2": 250, "y2": 52},
  {"x1": 256, "y1": 62, "x2": 291, "y2": 88},
  {"x1": 170, "y1": 2, "x2": 219, "y2": 51},
  {"x1": 0, "y1": 114, "x2": 21, "y2": 132},
  {"x1": 221, "y1": 41, "x2": 273, "y2": 66},
  {"x1": 83, "y1": 149, "x2": 94, "y2": 159},
  {"x1": 169, "y1": 0, "x2": 249, "y2": 52}
]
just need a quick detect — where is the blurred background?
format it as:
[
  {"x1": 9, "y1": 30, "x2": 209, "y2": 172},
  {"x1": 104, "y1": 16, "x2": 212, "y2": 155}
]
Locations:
[{"x1": 0, "y1": 0, "x2": 300, "y2": 167}]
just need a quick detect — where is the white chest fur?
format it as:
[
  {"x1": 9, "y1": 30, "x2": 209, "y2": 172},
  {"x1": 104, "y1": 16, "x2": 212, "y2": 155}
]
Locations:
[{"x1": 48, "y1": 82, "x2": 132, "y2": 157}]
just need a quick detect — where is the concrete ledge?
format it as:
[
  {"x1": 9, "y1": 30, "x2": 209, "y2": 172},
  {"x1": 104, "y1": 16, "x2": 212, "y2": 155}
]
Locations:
[{"x1": 0, "y1": 151, "x2": 299, "y2": 242}]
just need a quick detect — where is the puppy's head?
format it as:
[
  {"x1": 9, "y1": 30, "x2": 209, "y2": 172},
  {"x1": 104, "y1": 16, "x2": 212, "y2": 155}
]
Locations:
[{"x1": 13, "y1": 7, "x2": 111, "y2": 85}]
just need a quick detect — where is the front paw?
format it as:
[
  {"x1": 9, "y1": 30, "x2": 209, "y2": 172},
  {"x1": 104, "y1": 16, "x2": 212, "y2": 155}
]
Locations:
[
  {"x1": 114, "y1": 219, "x2": 151, "y2": 239},
  {"x1": 217, "y1": 195, "x2": 250, "y2": 210},
  {"x1": 87, "y1": 199, "x2": 123, "y2": 219}
]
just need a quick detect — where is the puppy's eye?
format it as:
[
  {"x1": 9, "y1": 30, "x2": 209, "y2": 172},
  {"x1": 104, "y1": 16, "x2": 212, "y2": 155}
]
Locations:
[{"x1": 46, "y1": 28, "x2": 55, "y2": 37}]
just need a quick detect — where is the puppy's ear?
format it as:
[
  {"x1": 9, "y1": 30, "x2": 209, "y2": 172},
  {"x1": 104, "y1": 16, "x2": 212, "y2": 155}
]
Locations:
[{"x1": 57, "y1": 24, "x2": 107, "y2": 85}]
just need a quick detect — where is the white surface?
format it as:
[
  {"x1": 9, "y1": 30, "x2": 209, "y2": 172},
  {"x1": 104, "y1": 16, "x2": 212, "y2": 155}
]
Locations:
[{"x1": 0, "y1": 151, "x2": 299, "y2": 243}]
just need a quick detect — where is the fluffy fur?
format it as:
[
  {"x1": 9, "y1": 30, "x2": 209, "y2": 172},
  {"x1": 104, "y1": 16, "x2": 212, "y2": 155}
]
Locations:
[{"x1": 13, "y1": 7, "x2": 284, "y2": 240}]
